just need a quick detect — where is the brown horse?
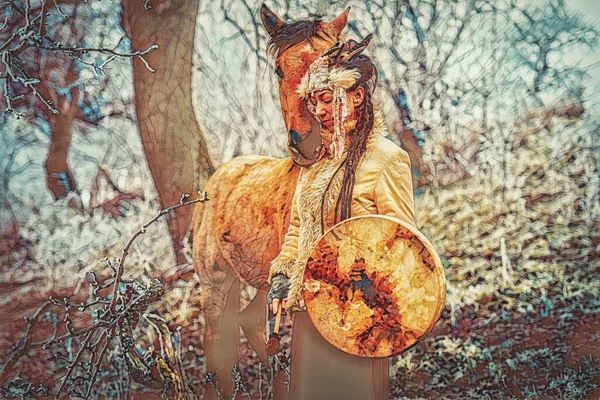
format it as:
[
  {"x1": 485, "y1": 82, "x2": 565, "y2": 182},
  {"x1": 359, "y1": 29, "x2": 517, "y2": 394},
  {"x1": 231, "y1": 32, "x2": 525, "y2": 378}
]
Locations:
[{"x1": 192, "y1": 5, "x2": 350, "y2": 398}]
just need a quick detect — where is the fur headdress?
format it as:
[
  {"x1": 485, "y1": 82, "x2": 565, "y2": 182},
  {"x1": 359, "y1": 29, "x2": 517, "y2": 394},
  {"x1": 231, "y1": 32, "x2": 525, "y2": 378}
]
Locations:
[{"x1": 296, "y1": 34, "x2": 376, "y2": 160}]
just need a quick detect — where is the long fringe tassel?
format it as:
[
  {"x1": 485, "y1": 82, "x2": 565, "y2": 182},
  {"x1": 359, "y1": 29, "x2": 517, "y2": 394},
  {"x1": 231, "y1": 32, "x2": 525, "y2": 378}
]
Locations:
[{"x1": 331, "y1": 86, "x2": 347, "y2": 160}]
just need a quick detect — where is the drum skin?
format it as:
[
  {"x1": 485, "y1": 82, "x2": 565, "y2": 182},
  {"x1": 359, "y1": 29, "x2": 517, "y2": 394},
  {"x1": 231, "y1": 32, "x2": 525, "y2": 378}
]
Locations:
[{"x1": 303, "y1": 215, "x2": 446, "y2": 357}]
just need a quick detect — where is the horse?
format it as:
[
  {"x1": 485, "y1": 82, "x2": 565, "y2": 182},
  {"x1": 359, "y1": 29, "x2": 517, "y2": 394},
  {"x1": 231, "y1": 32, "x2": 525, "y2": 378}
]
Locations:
[{"x1": 191, "y1": 5, "x2": 350, "y2": 398}]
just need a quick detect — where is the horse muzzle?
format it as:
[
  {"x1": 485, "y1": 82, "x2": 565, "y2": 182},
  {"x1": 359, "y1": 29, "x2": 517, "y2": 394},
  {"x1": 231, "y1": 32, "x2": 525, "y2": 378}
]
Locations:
[{"x1": 288, "y1": 119, "x2": 325, "y2": 167}]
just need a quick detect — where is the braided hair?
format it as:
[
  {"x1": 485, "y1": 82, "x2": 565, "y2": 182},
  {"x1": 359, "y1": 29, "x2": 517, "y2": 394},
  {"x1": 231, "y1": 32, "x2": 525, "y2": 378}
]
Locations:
[{"x1": 333, "y1": 56, "x2": 378, "y2": 223}]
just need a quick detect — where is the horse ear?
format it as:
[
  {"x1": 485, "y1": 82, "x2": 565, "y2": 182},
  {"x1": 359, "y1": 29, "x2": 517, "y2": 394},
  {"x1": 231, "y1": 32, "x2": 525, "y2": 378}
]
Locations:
[
  {"x1": 261, "y1": 4, "x2": 285, "y2": 36},
  {"x1": 327, "y1": 7, "x2": 350, "y2": 37}
]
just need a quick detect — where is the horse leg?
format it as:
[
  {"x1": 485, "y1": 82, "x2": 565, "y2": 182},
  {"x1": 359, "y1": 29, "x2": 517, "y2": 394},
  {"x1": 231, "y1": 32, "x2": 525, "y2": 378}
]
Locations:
[
  {"x1": 194, "y1": 194, "x2": 241, "y2": 398},
  {"x1": 239, "y1": 283, "x2": 294, "y2": 400},
  {"x1": 202, "y1": 270, "x2": 274, "y2": 398},
  {"x1": 239, "y1": 286, "x2": 268, "y2": 364},
  {"x1": 198, "y1": 255, "x2": 241, "y2": 399}
]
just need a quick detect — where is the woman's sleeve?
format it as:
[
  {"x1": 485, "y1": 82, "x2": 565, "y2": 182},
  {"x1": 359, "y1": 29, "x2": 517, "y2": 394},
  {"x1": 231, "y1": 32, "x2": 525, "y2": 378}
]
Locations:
[
  {"x1": 267, "y1": 186, "x2": 301, "y2": 284},
  {"x1": 374, "y1": 150, "x2": 417, "y2": 228}
]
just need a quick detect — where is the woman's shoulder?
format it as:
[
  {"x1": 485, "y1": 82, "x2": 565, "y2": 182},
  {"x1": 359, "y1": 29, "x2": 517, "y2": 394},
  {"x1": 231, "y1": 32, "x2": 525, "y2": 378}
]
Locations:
[{"x1": 366, "y1": 134, "x2": 411, "y2": 168}]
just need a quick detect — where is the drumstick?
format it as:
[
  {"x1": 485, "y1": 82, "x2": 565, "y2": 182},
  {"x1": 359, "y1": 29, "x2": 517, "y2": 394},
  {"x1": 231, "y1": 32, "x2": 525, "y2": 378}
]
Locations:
[{"x1": 266, "y1": 302, "x2": 283, "y2": 356}]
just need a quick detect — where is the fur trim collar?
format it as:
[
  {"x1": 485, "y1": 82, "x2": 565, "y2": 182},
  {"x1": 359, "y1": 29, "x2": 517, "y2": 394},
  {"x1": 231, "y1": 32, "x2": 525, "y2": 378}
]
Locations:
[{"x1": 286, "y1": 155, "x2": 347, "y2": 311}]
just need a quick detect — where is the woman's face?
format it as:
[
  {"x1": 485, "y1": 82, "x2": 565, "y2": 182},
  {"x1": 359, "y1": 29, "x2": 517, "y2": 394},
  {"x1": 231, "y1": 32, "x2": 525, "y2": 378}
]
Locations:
[
  {"x1": 309, "y1": 87, "x2": 365, "y2": 134},
  {"x1": 310, "y1": 90, "x2": 335, "y2": 132}
]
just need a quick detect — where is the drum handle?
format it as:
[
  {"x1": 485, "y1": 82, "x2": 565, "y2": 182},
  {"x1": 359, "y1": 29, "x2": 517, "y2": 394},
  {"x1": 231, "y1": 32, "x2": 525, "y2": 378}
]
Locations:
[
  {"x1": 266, "y1": 302, "x2": 283, "y2": 355},
  {"x1": 273, "y1": 302, "x2": 283, "y2": 333}
]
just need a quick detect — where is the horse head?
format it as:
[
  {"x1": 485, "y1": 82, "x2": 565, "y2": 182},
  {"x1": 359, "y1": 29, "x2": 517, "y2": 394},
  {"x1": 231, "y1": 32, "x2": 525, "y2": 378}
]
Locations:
[{"x1": 261, "y1": 4, "x2": 349, "y2": 167}]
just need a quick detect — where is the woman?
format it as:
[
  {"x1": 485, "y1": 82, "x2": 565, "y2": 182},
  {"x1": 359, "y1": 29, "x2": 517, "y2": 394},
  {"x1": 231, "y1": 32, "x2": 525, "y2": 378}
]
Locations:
[{"x1": 267, "y1": 36, "x2": 417, "y2": 400}]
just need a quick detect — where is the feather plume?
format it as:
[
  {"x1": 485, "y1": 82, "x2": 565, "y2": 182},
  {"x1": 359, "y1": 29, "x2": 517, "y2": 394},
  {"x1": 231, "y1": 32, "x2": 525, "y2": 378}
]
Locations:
[{"x1": 328, "y1": 67, "x2": 361, "y2": 89}]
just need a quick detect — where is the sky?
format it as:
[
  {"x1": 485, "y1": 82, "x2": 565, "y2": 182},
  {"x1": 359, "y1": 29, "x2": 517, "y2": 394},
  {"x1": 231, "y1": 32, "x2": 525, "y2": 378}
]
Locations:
[{"x1": 568, "y1": 0, "x2": 600, "y2": 106}]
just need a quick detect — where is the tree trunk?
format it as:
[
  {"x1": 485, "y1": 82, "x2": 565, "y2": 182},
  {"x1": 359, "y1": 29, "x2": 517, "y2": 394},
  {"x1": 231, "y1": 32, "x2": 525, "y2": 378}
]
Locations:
[
  {"x1": 44, "y1": 112, "x2": 77, "y2": 199},
  {"x1": 121, "y1": 0, "x2": 213, "y2": 264},
  {"x1": 391, "y1": 89, "x2": 427, "y2": 190},
  {"x1": 396, "y1": 125, "x2": 427, "y2": 190}
]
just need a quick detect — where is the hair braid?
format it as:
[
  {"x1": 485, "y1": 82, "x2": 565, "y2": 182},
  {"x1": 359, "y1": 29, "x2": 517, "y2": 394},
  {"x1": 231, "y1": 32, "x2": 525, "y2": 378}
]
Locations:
[{"x1": 334, "y1": 87, "x2": 374, "y2": 223}]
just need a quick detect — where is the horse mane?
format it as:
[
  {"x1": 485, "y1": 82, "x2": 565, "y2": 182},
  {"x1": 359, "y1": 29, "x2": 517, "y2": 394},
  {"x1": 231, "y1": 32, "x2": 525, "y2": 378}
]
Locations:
[{"x1": 267, "y1": 19, "x2": 330, "y2": 59}]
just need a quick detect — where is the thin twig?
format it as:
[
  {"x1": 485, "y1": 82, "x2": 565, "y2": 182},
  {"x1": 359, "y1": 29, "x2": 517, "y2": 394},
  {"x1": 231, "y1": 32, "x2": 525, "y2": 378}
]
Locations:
[
  {"x1": 0, "y1": 301, "x2": 52, "y2": 377},
  {"x1": 54, "y1": 331, "x2": 93, "y2": 397},
  {"x1": 109, "y1": 191, "x2": 209, "y2": 314},
  {"x1": 1, "y1": 0, "x2": 159, "y2": 115},
  {"x1": 2, "y1": 192, "x2": 209, "y2": 397}
]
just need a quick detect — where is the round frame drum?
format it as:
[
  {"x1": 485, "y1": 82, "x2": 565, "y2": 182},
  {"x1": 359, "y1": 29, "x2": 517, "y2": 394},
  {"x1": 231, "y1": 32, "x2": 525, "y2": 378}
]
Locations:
[{"x1": 303, "y1": 215, "x2": 446, "y2": 357}]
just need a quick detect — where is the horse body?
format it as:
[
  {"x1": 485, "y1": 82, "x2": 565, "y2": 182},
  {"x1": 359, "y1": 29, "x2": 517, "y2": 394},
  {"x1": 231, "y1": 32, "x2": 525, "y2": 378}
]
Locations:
[
  {"x1": 192, "y1": 6, "x2": 349, "y2": 398},
  {"x1": 193, "y1": 155, "x2": 297, "y2": 290}
]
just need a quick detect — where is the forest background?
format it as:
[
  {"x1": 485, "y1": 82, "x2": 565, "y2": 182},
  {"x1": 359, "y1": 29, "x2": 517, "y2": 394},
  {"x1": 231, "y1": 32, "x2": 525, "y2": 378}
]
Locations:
[{"x1": 0, "y1": 0, "x2": 599, "y2": 398}]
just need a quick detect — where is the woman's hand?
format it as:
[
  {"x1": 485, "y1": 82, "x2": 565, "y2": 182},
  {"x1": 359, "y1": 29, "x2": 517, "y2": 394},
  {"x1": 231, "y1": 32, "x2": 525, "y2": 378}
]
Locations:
[{"x1": 267, "y1": 274, "x2": 289, "y2": 313}]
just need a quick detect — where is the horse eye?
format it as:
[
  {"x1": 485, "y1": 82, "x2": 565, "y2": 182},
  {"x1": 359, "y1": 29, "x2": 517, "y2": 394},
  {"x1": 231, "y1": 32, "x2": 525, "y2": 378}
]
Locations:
[{"x1": 276, "y1": 65, "x2": 285, "y2": 79}]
